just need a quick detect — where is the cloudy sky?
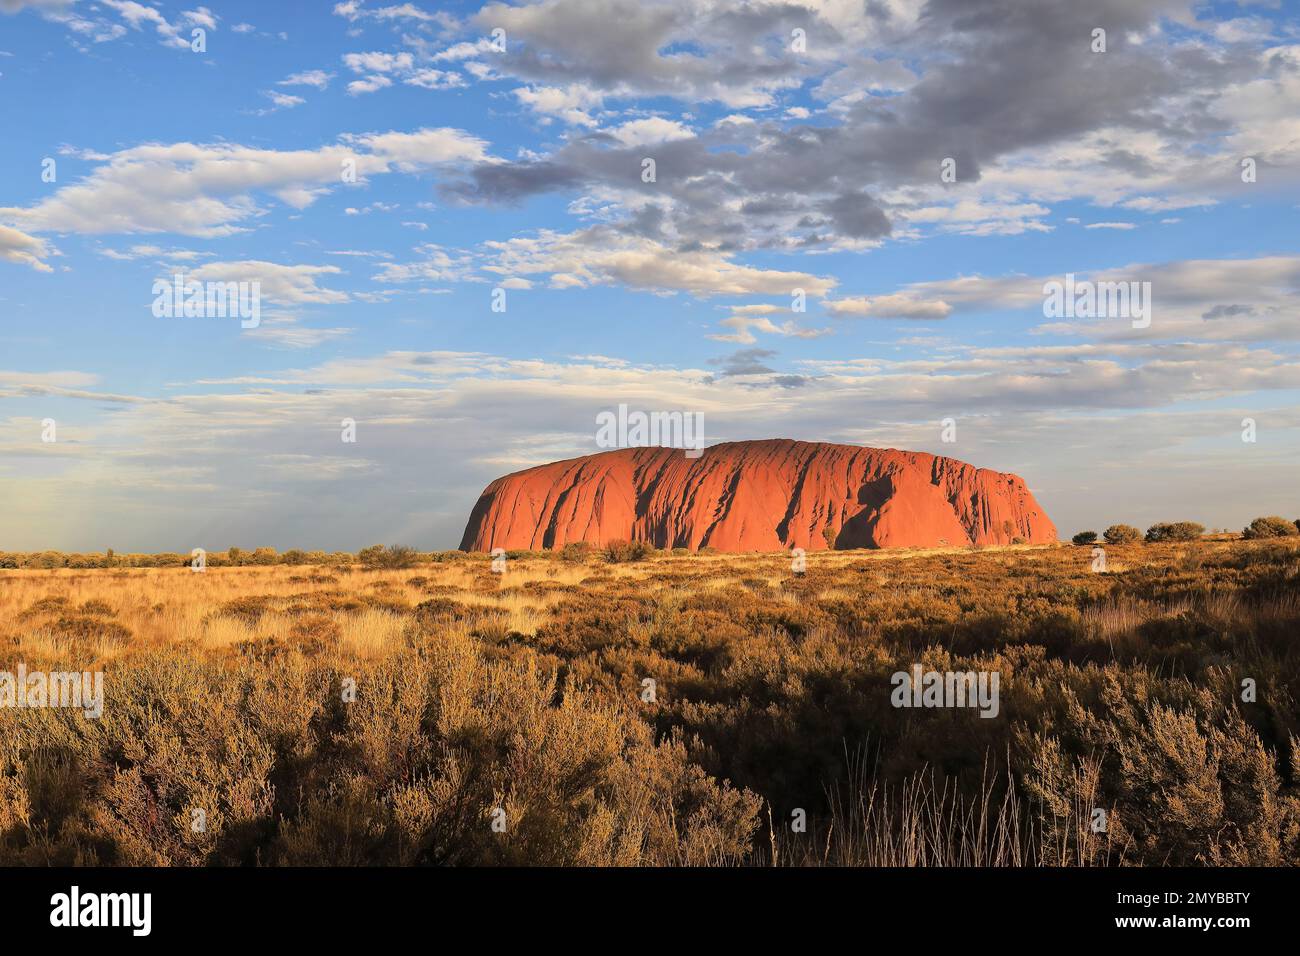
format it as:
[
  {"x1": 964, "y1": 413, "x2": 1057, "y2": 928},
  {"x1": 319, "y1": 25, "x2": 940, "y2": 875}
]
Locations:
[{"x1": 2, "y1": 0, "x2": 1298, "y2": 552}]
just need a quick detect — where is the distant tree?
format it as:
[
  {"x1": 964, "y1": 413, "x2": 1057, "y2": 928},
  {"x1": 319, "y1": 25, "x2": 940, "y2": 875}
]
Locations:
[
  {"x1": 227, "y1": 546, "x2": 243, "y2": 566},
  {"x1": 1071, "y1": 531, "x2": 1098, "y2": 546},
  {"x1": 104, "y1": 548, "x2": 115, "y2": 568},
  {"x1": 280, "y1": 549, "x2": 307, "y2": 565},
  {"x1": 1242, "y1": 516, "x2": 1299, "y2": 539},
  {"x1": 822, "y1": 524, "x2": 837, "y2": 550},
  {"x1": 1103, "y1": 524, "x2": 1142, "y2": 545},
  {"x1": 249, "y1": 547, "x2": 278, "y2": 566},
  {"x1": 1145, "y1": 521, "x2": 1205, "y2": 543}
]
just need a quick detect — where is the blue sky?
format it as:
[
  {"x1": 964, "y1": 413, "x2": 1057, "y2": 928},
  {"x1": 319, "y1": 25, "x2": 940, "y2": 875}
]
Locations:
[{"x1": 2, "y1": 0, "x2": 1299, "y2": 552}]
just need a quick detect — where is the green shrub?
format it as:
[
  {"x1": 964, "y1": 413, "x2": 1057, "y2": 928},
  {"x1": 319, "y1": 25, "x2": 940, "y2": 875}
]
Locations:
[
  {"x1": 357, "y1": 544, "x2": 419, "y2": 570},
  {"x1": 1242, "y1": 516, "x2": 1299, "y2": 539},
  {"x1": 603, "y1": 539, "x2": 651, "y2": 563},
  {"x1": 1071, "y1": 531, "x2": 1098, "y2": 545},
  {"x1": 559, "y1": 542, "x2": 591, "y2": 562},
  {"x1": 1103, "y1": 524, "x2": 1142, "y2": 545},
  {"x1": 1145, "y1": 521, "x2": 1205, "y2": 543}
]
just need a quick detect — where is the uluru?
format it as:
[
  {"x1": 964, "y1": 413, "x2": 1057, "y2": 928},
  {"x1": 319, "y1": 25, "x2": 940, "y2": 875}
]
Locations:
[{"x1": 460, "y1": 439, "x2": 1057, "y2": 553}]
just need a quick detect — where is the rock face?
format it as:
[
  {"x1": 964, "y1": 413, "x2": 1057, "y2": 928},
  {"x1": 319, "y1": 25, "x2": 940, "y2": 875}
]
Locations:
[{"x1": 460, "y1": 439, "x2": 1057, "y2": 552}]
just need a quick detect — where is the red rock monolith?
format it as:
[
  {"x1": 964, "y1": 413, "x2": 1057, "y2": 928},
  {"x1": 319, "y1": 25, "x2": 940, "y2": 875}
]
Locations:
[{"x1": 459, "y1": 439, "x2": 1057, "y2": 552}]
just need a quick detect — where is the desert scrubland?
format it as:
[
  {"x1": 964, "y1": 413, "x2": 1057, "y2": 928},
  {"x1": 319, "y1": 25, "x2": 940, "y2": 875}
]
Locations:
[{"x1": 0, "y1": 538, "x2": 1297, "y2": 866}]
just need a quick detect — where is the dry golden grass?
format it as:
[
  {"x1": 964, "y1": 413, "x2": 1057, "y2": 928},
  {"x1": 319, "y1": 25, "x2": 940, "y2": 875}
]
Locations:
[{"x1": 0, "y1": 546, "x2": 1043, "y2": 665}]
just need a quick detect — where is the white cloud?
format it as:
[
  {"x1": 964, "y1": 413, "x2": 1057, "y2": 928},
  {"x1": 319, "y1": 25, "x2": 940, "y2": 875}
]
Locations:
[
  {"x1": 608, "y1": 117, "x2": 694, "y2": 148},
  {"x1": 244, "y1": 315, "x2": 354, "y2": 348},
  {"x1": 181, "y1": 7, "x2": 217, "y2": 31},
  {"x1": 96, "y1": 243, "x2": 209, "y2": 262},
  {"x1": 899, "y1": 200, "x2": 1052, "y2": 237},
  {"x1": 263, "y1": 90, "x2": 304, "y2": 110},
  {"x1": 343, "y1": 127, "x2": 489, "y2": 169},
  {"x1": 824, "y1": 294, "x2": 953, "y2": 319},
  {"x1": 514, "y1": 84, "x2": 602, "y2": 127},
  {"x1": 97, "y1": 0, "x2": 206, "y2": 49},
  {"x1": 334, "y1": 1, "x2": 452, "y2": 26},
  {"x1": 405, "y1": 68, "x2": 463, "y2": 89},
  {"x1": 347, "y1": 75, "x2": 393, "y2": 96},
  {"x1": 341, "y1": 50, "x2": 465, "y2": 94},
  {"x1": 1119, "y1": 195, "x2": 1217, "y2": 213},
  {"x1": 709, "y1": 305, "x2": 831, "y2": 344},
  {"x1": 432, "y1": 39, "x2": 495, "y2": 62},
  {"x1": 855, "y1": 255, "x2": 1300, "y2": 343},
  {"x1": 2, "y1": 128, "x2": 489, "y2": 238},
  {"x1": 372, "y1": 243, "x2": 475, "y2": 284},
  {"x1": 485, "y1": 228, "x2": 837, "y2": 297},
  {"x1": 0, "y1": 224, "x2": 53, "y2": 271},
  {"x1": 343, "y1": 51, "x2": 414, "y2": 74},
  {"x1": 279, "y1": 69, "x2": 333, "y2": 89},
  {"x1": 184, "y1": 261, "x2": 349, "y2": 305}
]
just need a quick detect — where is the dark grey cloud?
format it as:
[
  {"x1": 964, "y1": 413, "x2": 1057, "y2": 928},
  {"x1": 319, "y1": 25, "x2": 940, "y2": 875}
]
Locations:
[
  {"x1": 442, "y1": 161, "x2": 584, "y2": 205},
  {"x1": 1202, "y1": 304, "x2": 1254, "y2": 320},
  {"x1": 475, "y1": 0, "x2": 840, "y2": 104},
  {"x1": 710, "y1": 347, "x2": 776, "y2": 374},
  {"x1": 817, "y1": 190, "x2": 891, "y2": 239},
  {"x1": 450, "y1": 0, "x2": 1275, "y2": 252},
  {"x1": 703, "y1": 348, "x2": 798, "y2": 386}
]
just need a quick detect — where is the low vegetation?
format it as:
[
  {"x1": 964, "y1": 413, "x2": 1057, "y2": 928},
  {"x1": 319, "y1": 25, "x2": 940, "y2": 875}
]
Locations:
[{"x1": 1, "y1": 534, "x2": 1297, "y2": 866}]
